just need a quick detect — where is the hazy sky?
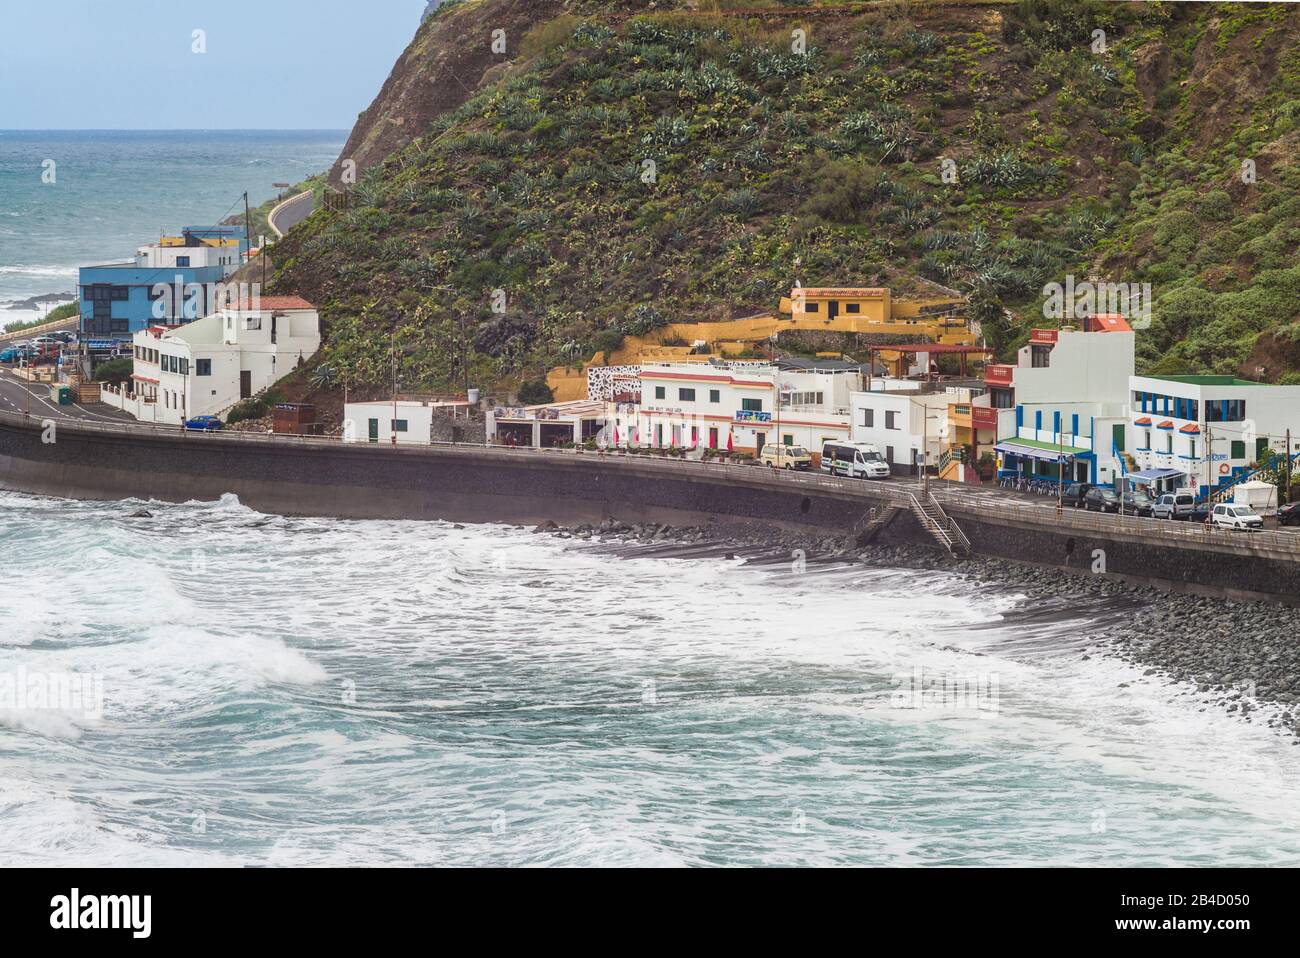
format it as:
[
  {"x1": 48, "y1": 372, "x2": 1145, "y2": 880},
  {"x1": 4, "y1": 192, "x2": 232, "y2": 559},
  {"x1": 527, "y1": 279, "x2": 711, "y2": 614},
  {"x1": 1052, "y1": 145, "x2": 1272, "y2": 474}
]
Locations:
[{"x1": 0, "y1": 0, "x2": 428, "y2": 129}]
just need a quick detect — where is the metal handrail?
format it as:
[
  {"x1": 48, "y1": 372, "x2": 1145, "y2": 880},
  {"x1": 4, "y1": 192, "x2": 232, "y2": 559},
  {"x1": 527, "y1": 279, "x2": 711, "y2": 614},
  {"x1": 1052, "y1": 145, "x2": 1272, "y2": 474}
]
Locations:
[
  {"x1": 1, "y1": 405, "x2": 1296, "y2": 555},
  {"x1": 935, "y1": 493, "x2": 1299, "y2": 553}
]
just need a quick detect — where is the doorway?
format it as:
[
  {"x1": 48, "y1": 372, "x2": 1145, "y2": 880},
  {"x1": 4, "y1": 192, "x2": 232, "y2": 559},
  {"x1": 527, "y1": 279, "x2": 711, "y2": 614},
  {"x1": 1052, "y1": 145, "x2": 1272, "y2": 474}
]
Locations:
[
  {"x1": 755, "y1": 432, "x2": 766, "y2": 456},
  {"x1": 368, "y1": 418, "x2": 379, "y2": 443},
  {"x1": 240, "y1": 370, "x2": 252, "y2": 399}
]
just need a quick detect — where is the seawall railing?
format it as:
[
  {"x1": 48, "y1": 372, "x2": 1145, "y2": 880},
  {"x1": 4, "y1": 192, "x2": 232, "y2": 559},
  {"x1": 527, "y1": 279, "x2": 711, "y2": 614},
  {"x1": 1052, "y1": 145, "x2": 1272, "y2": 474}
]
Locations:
[{"x1": 2, "y1": 408, "x2": 1297, "y2": 556}]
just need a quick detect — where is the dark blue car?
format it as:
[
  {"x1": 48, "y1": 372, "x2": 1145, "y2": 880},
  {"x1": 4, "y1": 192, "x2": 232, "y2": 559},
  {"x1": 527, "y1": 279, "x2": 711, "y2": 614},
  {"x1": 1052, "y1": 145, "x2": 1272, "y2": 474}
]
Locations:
[{"x1": 184, "y1": 416, "x2": 224, "y2": 431}]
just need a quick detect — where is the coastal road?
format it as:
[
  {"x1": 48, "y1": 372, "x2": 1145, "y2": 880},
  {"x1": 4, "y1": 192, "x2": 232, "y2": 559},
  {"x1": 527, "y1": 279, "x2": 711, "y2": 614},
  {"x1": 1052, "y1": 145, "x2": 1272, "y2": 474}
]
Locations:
[
  {"x1": 268, "y1": 190, "x2": 315, "y2": 238},
  {"x1": 0, "y1": 315, "x2": 80, "y2": 345},
  {"x1": 0, "y1": 369, "x2": 136, "y2": 425}
]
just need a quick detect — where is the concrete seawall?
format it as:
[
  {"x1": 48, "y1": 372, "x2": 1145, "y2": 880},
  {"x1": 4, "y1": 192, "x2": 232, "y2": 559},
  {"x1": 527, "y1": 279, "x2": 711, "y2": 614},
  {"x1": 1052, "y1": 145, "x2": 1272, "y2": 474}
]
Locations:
[{"x1": 1, "y1": 412, "x2": 1297, "y2": 603}]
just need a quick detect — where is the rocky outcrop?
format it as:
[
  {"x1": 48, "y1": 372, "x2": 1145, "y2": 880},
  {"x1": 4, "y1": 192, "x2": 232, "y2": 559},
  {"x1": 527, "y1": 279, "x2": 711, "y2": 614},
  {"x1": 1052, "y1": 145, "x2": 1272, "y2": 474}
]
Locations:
[{"x1": 329, "y1": 0, "x2": 571, "y2": 186}]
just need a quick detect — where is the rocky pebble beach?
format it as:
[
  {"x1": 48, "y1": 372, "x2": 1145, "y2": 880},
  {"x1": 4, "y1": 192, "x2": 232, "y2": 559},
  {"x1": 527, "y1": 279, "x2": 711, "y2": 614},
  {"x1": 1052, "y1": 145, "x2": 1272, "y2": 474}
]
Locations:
[{"x1": 531, "y1": 516, "x2": 1300, "y2": 741}]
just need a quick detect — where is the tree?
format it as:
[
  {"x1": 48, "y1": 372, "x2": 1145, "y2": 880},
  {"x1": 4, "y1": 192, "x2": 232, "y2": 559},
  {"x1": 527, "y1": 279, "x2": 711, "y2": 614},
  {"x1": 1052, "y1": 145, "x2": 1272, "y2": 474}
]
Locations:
[{"x1": 518, "y1": 379, "x2": 553, "y2": 405}]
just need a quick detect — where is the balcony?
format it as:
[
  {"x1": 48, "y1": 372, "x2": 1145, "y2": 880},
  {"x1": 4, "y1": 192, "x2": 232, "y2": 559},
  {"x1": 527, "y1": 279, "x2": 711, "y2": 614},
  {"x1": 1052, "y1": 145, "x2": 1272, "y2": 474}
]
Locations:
[{"x1": 985, "y1": 364, "x2": 1014, "y2": 387}]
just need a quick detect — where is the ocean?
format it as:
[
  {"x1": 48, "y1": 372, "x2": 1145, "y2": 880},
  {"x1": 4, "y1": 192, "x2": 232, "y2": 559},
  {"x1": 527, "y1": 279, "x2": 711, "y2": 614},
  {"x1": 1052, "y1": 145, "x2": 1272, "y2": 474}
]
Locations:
[
  {"x1": 3, "y1": 491, "x2": 1300, "y2": 867},
  {"x1": 0, "y1": 130, "x2": 346, "y2": 328}
]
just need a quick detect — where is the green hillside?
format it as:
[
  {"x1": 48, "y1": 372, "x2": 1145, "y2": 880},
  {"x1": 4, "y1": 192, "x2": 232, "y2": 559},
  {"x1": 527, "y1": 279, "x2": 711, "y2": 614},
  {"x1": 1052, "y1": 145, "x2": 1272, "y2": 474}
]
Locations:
[{"x1": 269, "y1": 0, "x2": 1300, "y2": 398}]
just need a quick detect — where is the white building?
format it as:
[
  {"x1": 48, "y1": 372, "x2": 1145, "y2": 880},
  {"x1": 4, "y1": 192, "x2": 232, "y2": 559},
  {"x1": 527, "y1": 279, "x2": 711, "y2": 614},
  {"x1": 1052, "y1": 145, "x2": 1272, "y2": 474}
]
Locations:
[
  {"x1": 344, "y1": 399, "x2": 476, "y2": 444},
  {"x1": 626, "y1": 360, "x2": 859, "y2": 454},
  {"x1": 988, "y1": 316, "x2": 1135, "y2": 487},
  {"x1": 851, "y1": 386, "x2": 980, "y2": 475},
  {"x1": 134, "y1": 241, "x2": 241, "y2": 273},
  {"x1": 1127, "y1": 375, "x2": 1300, "y2": 496},
  {"x1": 104, "y1": 296, "x2": 320, "y2": 424},
  {"x1": 487, "y1": 400, "x2": 609, "y2": 448}
]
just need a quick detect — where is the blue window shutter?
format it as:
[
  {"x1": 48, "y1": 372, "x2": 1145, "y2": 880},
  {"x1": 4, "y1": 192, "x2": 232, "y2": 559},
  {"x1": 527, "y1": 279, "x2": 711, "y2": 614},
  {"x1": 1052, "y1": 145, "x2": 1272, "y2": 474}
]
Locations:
[
  {"x1": 1016, "y1": 405, "x2": 1023, "y2": 429},
  {"x1": 1035, "y1": 410, "x2": 1042, "y2": 433},
  {"x1": 1071, "y1": 413, "x2": 1079, "y2": 436}
]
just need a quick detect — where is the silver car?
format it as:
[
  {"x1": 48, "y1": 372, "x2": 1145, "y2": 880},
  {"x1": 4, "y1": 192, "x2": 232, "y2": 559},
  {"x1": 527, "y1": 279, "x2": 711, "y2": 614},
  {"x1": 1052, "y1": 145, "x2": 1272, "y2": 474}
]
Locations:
[{"x1": 1151, "y1": 492, "x2": 1196, "y2": 520}]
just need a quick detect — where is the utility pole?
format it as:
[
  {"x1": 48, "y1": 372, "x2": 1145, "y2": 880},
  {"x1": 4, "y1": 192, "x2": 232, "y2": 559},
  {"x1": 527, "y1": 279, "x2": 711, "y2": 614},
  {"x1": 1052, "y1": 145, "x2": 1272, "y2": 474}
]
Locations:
[
  {"x1": 391, "y1": 331, "x2": 399, "y2": 446},
  {"x1": 243, "y1": 192, "x2": 253, "y2": 271},
  {"x1": 1057, "y1": 424, "x2": 1064, "y2": 514},
  {"x1": 1279, "y1": 426, "x2": 1289, "y2": 501},
  {"x1": 1204, "y1": 424, "x2": 1213, "y2": 504}
]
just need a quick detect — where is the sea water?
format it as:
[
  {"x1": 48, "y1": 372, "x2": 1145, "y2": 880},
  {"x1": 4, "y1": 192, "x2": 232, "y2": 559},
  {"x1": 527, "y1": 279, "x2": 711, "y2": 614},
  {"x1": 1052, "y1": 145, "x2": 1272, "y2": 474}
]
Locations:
[
  {"x1": 2, "y1": 491, "x2": 1299, "y2": 866},
  {"x1": 0, "y1": 130, "x2": 346, "y2": 326}
]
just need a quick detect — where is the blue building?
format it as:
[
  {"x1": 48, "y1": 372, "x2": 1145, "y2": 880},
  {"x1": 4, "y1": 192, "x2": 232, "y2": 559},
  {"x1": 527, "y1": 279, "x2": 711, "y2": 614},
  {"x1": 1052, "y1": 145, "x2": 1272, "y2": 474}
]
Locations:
[{"x1": 78, "y1": 227, "x2": 248, "y2": 339}]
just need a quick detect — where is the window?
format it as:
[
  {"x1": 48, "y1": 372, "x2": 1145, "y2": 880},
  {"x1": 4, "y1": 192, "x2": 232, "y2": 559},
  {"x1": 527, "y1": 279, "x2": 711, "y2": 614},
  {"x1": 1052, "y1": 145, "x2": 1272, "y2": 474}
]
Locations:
[
  {"x1": 176, "y1": 256, "x2": 190, "y2": 267},
  {"x1": 111, "y1": 319, "x2": 129, "y2": 333},
  {"x1": 196, "y1": 359, "x2": 211, "y2": 376},
  {"x1": 1189, "y1": 439, "x2": 1197, "y2": 459},
  {"x1": 788, "y1": 391, "x2": 824, "y2": 406},
  {"x1": 654, "y1": 386, "x2": 665, "y2": 400},
  {"x1": 845, "y1": 303, "x2": 860, "y2": 314},
  {"x1": 804, "y1": 302, "x2": 819, "y2": 312},
  {"x1": 678, "y1": 388, "x2": 696, "y2": 401},
  {"x1": 244, "y1": 316, "x2": 262, "y2": 331},
  {"x1": 862, "y1": 408, "x2": 874, "y2": 428},
  {"x1": 741, "y1": 398, "x2": 763, "y2": 412},
  {"x1": 885, "y1": 410, "x2": 898, "y2": 430},
  {"x1": 709, "y1": 389, "x2": 720, "y2": 403},
  {"x1": 110, "y1": 286, "x2": 129, "y2": 301},
  {"x1": 1231, "y1": 440, "x2": 1245, "y2": 459},
  {"x1": 392, "y1": 420, "x2": 408, "y2": 433},
  {"x1": 1030, "y1": 345, "x2": 1052, "y2": 368},
  {"x1": 1166, "y1": 434, "x2": 1173, "y2": 454},
  {"x1": 180, "y1": 358, "x2": 189, "y2": 376}
]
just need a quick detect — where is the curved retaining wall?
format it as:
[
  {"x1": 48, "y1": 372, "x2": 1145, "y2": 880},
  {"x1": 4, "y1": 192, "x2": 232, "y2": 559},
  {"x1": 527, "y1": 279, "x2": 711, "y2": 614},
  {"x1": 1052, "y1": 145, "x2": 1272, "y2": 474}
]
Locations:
[
  {"x1": 0, "y1": 412, "x2": 928, "y2": 537},
  {"x1": 2, "y1": 413, "x2": 1298, "y2": 604}
]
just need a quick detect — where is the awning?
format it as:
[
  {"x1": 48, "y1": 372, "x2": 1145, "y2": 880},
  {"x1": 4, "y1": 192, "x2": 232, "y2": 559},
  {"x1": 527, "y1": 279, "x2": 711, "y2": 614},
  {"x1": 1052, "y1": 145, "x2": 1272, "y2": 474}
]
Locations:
[
  {"x1": 1180, "y1": 423, "x2": 1201, "y2": 434},
  {"x1": 1133, "y1": 416, "x2": 1152, "y2": 426},
  {"x1": 1156, "y1": 420, "x2": 1174, "y2": 429},
  {"x1": 994, "y1": 440, "x2": 1087, "y2": 463},
  {"x1": 1130, "y1": 468, "x2": 1183, "y2": 483}
]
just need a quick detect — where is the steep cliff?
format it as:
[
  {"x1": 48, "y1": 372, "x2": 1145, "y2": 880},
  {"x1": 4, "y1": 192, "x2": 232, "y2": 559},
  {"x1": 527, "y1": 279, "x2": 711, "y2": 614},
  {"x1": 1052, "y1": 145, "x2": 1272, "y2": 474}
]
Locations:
[{"x1": 270, "y1": 0, "x2": 1300, "y2": 401}]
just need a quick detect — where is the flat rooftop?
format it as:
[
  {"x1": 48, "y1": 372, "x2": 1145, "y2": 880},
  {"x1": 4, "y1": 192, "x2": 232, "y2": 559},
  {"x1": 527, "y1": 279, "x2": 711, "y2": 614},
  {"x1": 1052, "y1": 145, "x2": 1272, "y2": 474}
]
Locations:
[{"x1": 1146, "y1": 375, "x2": 1264, "y2": 387}]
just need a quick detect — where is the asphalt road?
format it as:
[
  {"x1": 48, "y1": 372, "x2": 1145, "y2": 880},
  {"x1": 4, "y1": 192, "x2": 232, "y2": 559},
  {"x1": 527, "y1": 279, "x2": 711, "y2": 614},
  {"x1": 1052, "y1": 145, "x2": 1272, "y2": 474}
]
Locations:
[
  {"x1": 0, "y1": 368, "x2": 137, "y2": 425},
  {"x1": 268, "y1": 190, "x2": 314, "y2": 238},
  {"x1": 0, "y1": 316, "x2": 80, "y2": 345}
]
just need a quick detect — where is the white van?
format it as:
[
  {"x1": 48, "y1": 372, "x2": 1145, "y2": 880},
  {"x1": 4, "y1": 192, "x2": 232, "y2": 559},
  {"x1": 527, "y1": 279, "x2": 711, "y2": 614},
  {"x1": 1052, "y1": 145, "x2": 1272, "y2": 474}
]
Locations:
[
  {"x1": 1211, "y1": 503, "x2": 1264, "y2": 531},
  {"x1": 821, "y1": 441, "x2": 890, "y2": 480}
]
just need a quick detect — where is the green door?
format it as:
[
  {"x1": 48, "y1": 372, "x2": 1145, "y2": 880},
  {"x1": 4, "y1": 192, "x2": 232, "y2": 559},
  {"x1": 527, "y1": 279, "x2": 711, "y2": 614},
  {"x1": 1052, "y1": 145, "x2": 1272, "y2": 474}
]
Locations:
[{"x1": 368, "y1": 418, "x2": 379, "y2": 443}]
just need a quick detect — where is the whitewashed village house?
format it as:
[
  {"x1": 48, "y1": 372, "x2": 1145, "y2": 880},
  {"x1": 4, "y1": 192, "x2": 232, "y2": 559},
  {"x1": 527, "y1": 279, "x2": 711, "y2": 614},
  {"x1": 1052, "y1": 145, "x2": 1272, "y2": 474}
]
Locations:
[{"x1": 104, "y1": 296, "x2": 320, "y2": 425}]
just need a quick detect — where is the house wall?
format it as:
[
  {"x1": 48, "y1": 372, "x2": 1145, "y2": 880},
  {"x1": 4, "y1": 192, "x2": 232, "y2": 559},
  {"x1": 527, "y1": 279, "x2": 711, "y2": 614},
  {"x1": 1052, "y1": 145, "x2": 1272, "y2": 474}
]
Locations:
[{"x1": 850, "y1": 390, "x2": 947, "y2": 473}]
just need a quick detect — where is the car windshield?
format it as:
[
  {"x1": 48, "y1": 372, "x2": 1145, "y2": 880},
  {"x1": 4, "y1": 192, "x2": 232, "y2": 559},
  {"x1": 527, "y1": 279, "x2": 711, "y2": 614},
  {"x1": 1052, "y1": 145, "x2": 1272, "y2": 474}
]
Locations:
[
  {"x1": 785, "y1": 447, "x2": 807, "y2": 456},
  {"x1": 1098, "y1": 490, "x2": 1118, "y2": 499},
  {"x1": 860, "y1": 451, "x2": 882, "y2": 461},
  {"x1": 1233, "y1": 506, "x2": 1258, "y2": 516}
]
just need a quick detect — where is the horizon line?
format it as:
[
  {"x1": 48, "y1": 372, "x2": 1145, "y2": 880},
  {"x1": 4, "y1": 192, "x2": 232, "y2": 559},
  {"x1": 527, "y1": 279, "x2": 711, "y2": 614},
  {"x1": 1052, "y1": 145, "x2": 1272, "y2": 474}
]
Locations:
[{"x1": 0, "y1": 128, "x2": 350, "y2": 134}]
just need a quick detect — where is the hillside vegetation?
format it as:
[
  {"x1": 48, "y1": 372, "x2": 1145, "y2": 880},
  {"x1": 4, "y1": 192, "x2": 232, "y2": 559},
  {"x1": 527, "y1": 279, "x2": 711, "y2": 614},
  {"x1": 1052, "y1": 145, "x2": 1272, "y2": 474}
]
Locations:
[{"x1": 269, "y1": 0, "x2": 1300, "y2": 399}]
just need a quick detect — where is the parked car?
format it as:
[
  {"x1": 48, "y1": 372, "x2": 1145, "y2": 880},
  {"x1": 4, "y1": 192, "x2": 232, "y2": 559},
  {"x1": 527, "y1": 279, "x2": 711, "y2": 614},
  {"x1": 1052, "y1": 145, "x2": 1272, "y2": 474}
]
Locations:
[
  {"x1": 1120, "y1": 488, "x2": 1156, "y2": 517},
  {"x1": 183, "y1": 416, "x2": 224, "y2": 432},
  {"x1": 1211, "y1": 503, "x2": 1264, "y2": 531},
  {"x1": 1151, "y1": 492, "x2": 1197, "y2": 520},
  {"x1": 0, "y1": 347, "x2": 21, "y2": 363},
  {"x1": 1062, "y1": 482, "x2": 1094, "y2": 508},
  {"x1": 759, "y1": 444, "x2": 812, "y2": 470},
  {"x1": 1278, "y1": 501, "x2": 1300, "y2": 527},
  {"x1": 1082, "y1": 487, "x2": 1121, "y2": 513}
]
